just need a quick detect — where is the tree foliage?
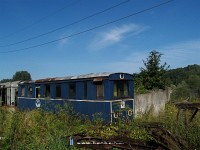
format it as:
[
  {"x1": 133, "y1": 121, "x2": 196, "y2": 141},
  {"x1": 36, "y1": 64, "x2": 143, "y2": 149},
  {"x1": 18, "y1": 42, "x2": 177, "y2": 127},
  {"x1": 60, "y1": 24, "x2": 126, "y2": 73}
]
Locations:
[
  {"x1": 0, "y1": 79, "x2": 12, "y2": 83},
  {"x1": 12, "y1": 71, "x2": 32, "y2": 81},
  {"x1": 140, "y1": 50, "x2": 169, "y2": 90},
  {"x1": 165, "y1": 64, "x2": 200, "y2": 86},
  {"x1": 166, "y1": 64, "x2": 200, "y2": 101},
  {"x1": 170, "y1": 81, "x2": 190, "y2": 102}
]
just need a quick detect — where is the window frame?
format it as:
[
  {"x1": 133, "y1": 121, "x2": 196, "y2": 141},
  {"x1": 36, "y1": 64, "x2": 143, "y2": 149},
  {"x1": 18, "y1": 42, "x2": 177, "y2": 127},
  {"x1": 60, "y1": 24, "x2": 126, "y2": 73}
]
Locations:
[
  {"x1": 69, "y1": 83, "x2": 76, "y2": 99},
  {"x1": 28, "y1": 85, "x2": 32, "y2": 98},
  {"x1": 113, "y1": 80, "x2": 129, "y2": 98},
  {"x1": 35, "y1": 86, "x2": 40, "y2": 98},
  {"x1": 44, "y1": 84, "x2": 50, "y2": 98},
  {"x1": 55, "y1": 83, "x2": 62, "y2": 99},
  {"x1": 21, "y1": 85, "x2": 25, "y2": 97},
  {"x1": 95, "y1": 82, "x2": 104, "y2": 99}
]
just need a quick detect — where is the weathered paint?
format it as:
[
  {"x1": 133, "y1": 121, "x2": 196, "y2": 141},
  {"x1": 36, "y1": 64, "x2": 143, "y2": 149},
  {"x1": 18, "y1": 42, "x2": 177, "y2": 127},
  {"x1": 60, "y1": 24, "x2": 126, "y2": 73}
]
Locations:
[
  {"x1": 17, "y1": 72, "x2": 134, "y2": 122},
  {"x1": 0, "y1": 81, "x2": 20, "y2": 106}
]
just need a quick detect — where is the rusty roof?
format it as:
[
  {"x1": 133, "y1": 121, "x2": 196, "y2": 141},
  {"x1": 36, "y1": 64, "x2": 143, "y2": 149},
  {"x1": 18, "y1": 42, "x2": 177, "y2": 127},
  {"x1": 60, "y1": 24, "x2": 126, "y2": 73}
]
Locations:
[
  {"x1": 19, "y1": 72, "x2": 130, "y2": 84},
  {"x1": 21, "y1": 72, "x2": 114, "y2": 83}
]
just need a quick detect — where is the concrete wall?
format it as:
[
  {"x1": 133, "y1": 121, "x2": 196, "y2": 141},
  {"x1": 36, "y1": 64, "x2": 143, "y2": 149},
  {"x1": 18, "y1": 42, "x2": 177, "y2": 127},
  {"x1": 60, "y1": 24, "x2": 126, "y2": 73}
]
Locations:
[{"x1": 135, "y1": 89, "x2": 172, "y2": 115}]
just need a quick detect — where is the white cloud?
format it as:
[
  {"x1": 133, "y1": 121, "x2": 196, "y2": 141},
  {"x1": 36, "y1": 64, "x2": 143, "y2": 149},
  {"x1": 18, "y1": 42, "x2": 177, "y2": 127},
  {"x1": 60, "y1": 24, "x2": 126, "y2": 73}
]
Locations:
[{"x1": 89, "y1": 23, "x2": 149, "y2": 51}]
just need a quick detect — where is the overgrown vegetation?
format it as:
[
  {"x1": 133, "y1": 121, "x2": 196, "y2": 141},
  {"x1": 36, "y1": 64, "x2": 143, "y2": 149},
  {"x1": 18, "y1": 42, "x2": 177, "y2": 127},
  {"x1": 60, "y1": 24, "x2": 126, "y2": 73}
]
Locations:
[
  {"x1": 166, "y1": 64, "x2": 200, "y2": 101},
  {"x1": 136, "y1": 103, "x2": 200, "y2": 149},
  {"x1": 0, "y1": 106, "x2": 151, "y2": 150},
  {"x1": 1, "y1": 103, "x2": 200, "y2": 149}
]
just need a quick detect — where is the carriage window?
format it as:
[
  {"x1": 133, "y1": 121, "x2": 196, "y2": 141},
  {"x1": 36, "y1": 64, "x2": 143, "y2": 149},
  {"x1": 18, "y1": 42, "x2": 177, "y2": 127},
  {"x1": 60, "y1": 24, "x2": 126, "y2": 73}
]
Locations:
[
  {"x1": 36, "y1": 86, "x2": 40, "y2": 98},
  {"x1": 55, "y1": 84, "x2": 61, "y2": 98},
  {"x1": 96, "y1": 83, "x2": 104, "y2": 99},
  {"x1": 69, "y1": 83, "x2": 76, "y2": 99},
  {"x1": 114, "y1": 81, "x2": 129, "y2": 97},
  {"x1": 28, "y1": 86, "x2": 32, "y2": 97},
  {"x1": 45, "y1": 84, "x2": 50, "y2": 98},
  {"x1": 21, "y1": 86, "x2": 25, "y2": 97},
  {"x1": 84, "y1": 82, "x2": 87, "y2": 99}
]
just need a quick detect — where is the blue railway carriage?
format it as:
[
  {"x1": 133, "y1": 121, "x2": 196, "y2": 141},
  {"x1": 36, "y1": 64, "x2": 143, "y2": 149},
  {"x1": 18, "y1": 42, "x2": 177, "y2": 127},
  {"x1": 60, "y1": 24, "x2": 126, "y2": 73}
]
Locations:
[{"x1": 17, "y1": 72, "x2": 134, "y2": 122}]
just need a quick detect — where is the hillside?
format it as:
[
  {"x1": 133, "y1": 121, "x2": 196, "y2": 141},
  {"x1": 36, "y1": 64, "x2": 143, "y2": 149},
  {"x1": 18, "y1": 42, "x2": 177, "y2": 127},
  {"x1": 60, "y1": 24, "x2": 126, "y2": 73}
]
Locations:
[
  {"x1": 165, "y1": 64, "x2": 200, "y2": 86},
  {"x1": 166, "y1": 64, "x2": 200, "y2": 101}
]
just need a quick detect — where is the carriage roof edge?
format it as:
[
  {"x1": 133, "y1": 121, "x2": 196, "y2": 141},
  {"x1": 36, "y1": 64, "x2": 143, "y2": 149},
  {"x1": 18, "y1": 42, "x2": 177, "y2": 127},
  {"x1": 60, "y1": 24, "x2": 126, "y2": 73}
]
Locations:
[{"x1": 19, "y1": 72, "x2": 133, "y2": 84}]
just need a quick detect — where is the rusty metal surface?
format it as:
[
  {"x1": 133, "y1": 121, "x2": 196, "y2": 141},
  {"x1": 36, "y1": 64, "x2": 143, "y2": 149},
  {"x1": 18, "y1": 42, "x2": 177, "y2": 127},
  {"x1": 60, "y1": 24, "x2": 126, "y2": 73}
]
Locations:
[
  {"x1": 66, "y1": 133, "x2": 162, "y2": 150},
  {"x1": 23, "y1": 72, "x2": 114, "y2": 83},
  {"x1": 140, "y1": 122, "x2": 189, "y2": 150},
  {"x1": 175, "y1": 102, "x2": 200, "y2": 110},
  {"x1": 65, "y1": 122, "x2": 189, "y2": 150},
  {"x1": 175, "y1": 102, "x2": 200, "y2": 123},
  {"x1": 19, "y1": 72, "x2": 134, "y2": 84}
]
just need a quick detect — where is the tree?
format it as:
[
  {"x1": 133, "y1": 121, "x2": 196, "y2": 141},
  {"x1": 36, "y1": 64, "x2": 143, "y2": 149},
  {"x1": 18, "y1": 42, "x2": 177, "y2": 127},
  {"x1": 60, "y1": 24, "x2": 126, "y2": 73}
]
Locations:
[
  {"x1": 165, "y1": 64, "x2": 200, "y2": 86},
  {"x1": 133, "y1": 73, "x2": 149, "y2": 94},
  {"x1": 12, "y1": 71, "x2": 32, "y2": 81},
  {"x1": 170, "y1": 81, "x2": 190, "y2": 102},
  {"x1": 186, "y1": 75, "x2": 200, "y2": 98},
  {"x1": 140, "y1": 50, "x2": 169, "y2": 90},
  {"x1": 0, "y1": 78, "x2": 12, "y2": 83}
]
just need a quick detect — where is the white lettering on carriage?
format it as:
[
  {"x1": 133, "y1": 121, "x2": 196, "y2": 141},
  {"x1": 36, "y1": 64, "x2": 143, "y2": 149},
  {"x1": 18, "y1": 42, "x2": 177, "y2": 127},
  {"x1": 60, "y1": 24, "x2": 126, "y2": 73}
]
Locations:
[{"x1": 119, "y1": 74, "x2": 124, "y2": 79}]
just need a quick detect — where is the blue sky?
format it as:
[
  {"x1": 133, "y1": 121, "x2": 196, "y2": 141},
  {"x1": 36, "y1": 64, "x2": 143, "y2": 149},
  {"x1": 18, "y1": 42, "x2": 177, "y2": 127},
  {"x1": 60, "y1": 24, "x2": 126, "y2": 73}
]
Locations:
[{"x1": 0, "y1": 0, "x2": 200, "y2": 80}]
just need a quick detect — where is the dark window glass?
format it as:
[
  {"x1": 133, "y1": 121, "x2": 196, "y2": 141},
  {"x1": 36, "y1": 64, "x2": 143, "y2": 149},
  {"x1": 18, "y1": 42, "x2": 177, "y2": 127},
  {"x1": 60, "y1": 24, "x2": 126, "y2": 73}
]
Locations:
[
  {"x1": 36, "y1": 86, "x2": 40, "y2": 98},
  {"x1": 55, "y1": 84, "x2": 61, "y2": 98},
  {"x1": 69, "y1": 83, "x2": 76, "y2": 99},
  {"x1": 45, "y1": 84, "x2": 50, "y2": 98},
  {"x1": 114, "y1": 81, "x2": 129, "y2": 98}
]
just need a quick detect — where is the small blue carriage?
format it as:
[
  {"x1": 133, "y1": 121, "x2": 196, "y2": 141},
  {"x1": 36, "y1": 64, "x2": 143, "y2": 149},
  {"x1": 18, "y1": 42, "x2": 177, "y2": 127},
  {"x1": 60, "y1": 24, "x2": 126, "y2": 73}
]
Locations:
[{"x1": 17, "y1": 72, "x2": 134, "y2": 122}]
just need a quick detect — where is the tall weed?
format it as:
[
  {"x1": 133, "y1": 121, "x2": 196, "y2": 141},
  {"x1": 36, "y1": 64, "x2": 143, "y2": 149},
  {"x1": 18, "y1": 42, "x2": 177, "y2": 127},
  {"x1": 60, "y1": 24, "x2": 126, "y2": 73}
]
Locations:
[
  {"x1": 1, "y1": 103, "x2": 200, "y2": 149},
  {"x1": 135, "y1": 103, "x2": 200, "y2": 149}
]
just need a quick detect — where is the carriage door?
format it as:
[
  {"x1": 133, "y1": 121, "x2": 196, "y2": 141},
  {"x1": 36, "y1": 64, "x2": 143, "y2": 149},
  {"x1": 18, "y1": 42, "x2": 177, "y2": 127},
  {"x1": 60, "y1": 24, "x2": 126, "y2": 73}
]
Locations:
[
  {"x1": 35, "y1": 86, "x2": 40, "y2": 98},
  {"x1": 10, "y1": 88, "x2": 17, "y2": 106},
  {"x1": 6, "y1": 88, "x2": 11, "y2": 106}
]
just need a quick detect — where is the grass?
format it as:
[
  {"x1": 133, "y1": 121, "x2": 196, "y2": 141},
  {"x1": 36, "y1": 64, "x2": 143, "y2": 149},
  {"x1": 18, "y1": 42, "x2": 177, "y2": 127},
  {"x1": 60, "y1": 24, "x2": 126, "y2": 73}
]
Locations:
[
  {"x1": 0, "y1": 103, "x2": 200, "y2": 149},
  {"x1": 0, "y1": 106, "x2": 83, "y2": 150},
  {"x1": 135, "y1": 102, "x2": 200, "y2": 149}
]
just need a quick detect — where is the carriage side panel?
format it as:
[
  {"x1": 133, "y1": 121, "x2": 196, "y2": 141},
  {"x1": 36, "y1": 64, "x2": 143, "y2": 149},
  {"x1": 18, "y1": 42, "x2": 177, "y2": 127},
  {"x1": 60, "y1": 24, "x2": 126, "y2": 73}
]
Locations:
[
  {"x1": 87, "y1": 81, "x2": 96, "y2": 100},
  {"x1": 103, "y1": 79, "x2": 111, "y2": 100}
]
